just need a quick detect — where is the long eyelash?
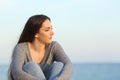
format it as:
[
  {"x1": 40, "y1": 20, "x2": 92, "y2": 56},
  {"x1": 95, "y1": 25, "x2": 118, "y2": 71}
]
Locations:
[{"x1": 45, "y1": 30, "x2": 49, "y2": 31}]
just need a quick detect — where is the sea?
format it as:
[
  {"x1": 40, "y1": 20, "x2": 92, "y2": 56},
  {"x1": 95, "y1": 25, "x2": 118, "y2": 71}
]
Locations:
[{"x1": 0, "y1": 63, "x2": 120, "y2": 80}]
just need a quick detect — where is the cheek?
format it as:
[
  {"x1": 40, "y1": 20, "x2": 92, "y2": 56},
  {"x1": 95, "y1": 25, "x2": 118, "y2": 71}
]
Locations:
[{"x1": 40, "y1": 32, "x2": 49, "y2": 39}]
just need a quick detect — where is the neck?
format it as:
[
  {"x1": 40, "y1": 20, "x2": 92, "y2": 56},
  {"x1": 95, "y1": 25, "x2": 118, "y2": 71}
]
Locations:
[{"x1": 29, "y1": 40, "x2": 46, "y2": 53}]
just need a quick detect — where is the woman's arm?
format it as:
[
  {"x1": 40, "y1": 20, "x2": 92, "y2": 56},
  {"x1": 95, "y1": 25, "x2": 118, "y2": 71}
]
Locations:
[
  {"x1": 53, "y1": 42, "x2": 73, "y2": 80},
  {"x1": 11, "y1": 43, "x2": 38, "y2": 80}
]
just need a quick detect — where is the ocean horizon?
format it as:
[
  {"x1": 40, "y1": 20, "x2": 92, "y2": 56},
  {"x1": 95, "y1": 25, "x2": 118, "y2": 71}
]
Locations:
[{"x1": 1, "y1": 62, "x2": 120, "y2": 80}]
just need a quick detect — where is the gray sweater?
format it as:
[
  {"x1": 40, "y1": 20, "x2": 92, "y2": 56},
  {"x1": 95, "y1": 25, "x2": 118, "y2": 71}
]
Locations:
[{"x1": 10, "y1": 41, "x2": 72, "y2": 80}]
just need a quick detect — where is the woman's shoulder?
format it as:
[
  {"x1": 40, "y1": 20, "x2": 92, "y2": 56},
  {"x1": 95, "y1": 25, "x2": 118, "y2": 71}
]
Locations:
[
  {"x1": 16, "y1": 42, "x2": 27, "y2": 47},
  {"x1": 49, "y1": 41, "x2": 63, "y2": 49},
  {"x1": 14, "y1": 42, "x2": 28, "y2": 50},
  {"x1": 12, "y1": 42, "x2": 29, "y2": 57},
  {"x1": 49, "y1": 41, "x2": 60, "y2": 46}
]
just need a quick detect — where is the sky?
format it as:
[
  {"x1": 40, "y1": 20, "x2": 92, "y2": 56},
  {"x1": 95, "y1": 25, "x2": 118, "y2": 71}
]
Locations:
[{"x1": 0, "y1": 0, "x2": 120, "y2": 64}]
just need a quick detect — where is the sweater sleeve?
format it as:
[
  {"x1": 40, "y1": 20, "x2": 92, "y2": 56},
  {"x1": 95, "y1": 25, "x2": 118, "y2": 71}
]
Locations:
[
  {"x1": 53, "y1": 42, "x2": 73, "y2": 80},
  {"x1": 11, "y1": 44, "x2": 39, "y2": 80}
]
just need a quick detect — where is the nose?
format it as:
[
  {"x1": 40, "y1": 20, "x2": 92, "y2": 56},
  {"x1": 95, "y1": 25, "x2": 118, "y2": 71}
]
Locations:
[{"x1": 51, "y1": 29, "x2": 54, "y2": 35}]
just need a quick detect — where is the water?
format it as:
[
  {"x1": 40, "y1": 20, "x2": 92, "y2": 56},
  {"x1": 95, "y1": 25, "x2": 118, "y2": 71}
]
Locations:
[
  {"x1": 71, "y1": 63, "x2": 120, "y2": 80},
  {"x1": 1, "y1": 63, "x2": 120, "y2": 80},
  {"x1": 0, "y1": 64, "x2": 9, "y2": 80}
]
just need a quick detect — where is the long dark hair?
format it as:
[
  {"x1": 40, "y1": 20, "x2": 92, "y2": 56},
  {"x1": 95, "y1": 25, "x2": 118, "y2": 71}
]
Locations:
[{"x1": 18, "y1": 14, "x2": 50, "y2": 43}]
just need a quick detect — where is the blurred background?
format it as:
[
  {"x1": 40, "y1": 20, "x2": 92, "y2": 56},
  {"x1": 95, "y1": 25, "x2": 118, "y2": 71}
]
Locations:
[{"x1": 0, "y1": 0, "x2": 120, "y2": 80}]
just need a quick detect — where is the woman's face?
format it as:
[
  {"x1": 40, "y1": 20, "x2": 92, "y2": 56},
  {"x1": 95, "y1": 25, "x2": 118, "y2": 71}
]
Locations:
[{"x1": 35, "y1": 19, "x2": 54, "y2": 44}]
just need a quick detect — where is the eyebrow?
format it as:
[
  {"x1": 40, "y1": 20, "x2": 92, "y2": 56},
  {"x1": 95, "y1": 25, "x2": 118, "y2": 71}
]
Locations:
[
  {"x1": 41, "y1": 26, "x2": 52, "y2": 30},
  {"x1": 44, "y1": 26, "x2": 53, "y2": 29}
]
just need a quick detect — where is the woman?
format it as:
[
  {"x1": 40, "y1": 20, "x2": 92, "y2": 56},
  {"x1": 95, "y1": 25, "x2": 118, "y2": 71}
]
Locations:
[{"x1": 8, "y1": 14, "x2": 72, "y2": 80}]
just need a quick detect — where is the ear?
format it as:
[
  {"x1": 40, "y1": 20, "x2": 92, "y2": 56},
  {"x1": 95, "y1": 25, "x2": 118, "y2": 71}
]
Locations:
[{"x1": 35, "y1": 33, "x2": 39, "y2": 38}]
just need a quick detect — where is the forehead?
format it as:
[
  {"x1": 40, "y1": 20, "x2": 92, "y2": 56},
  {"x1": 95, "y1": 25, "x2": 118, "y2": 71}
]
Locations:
[{"x1": 41, "y1": 19, "x2": 51, "y2": 28}]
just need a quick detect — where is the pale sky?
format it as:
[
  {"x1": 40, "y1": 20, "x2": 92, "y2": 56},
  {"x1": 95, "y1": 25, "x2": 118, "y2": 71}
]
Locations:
[{"x1": 0, "y1": 0, "x2": 120, "y2": 64}]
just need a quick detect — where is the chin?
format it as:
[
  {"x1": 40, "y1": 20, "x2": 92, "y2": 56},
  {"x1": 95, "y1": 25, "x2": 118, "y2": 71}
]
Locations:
[{"x1": 45, "y1": 40, "x2": 52, "y2": 44}]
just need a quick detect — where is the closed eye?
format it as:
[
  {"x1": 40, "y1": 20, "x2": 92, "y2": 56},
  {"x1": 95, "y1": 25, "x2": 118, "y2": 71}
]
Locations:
[
  {"x1": 45, "y1": 29, "x2": 49, "y2": 31},
  {"x1": 44, "y1": 26, "x2": 53, "y2": 31}
]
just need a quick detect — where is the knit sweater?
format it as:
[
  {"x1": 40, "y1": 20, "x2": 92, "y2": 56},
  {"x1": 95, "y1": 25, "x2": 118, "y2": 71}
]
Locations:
[{"x1": 9, "y1": 41, "x2": 72, "y2": 80}]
